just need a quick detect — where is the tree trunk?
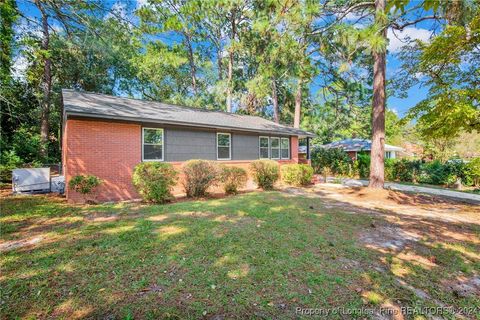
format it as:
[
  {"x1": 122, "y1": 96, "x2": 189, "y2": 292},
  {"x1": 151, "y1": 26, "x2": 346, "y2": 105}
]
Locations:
[
  {"x1": 226, "y1": 8, "x2": 236, "y2": 113},
  {"x1": 184, "y1": 34, "x2": 197, "y2": 94},
  {"x1": 226, "y1": 50, "x2": 233, "y2": 112},
  {"x1": 368, "y1": 0, "x2": 387, "y2": 189},
  {"x1": 293, "y1": 78, "x2": 302, "y2": 128},
  {"x1": 217, "y1": 47, "x2": 223, "y2": 80},
  {"x1": 36, "y1": 0, "x2": 51, "y2": 159},
  {"x1": 272, "y1": 79, "x2": 279, "y2": 123}
]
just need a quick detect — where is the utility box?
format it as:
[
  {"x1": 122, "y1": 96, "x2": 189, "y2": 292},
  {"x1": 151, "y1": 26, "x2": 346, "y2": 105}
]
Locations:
[{"x1": 12, "y1": 168, "x2": 51, "y2": 193}]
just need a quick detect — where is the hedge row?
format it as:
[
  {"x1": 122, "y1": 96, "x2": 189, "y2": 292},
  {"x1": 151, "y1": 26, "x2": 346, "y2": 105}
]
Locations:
[
  {"x1": 132, "y1": 160, "x2": 314, "y2": 203},
  {"x1": 311, "y1": 148, "x2": 480, "y2": 187}
]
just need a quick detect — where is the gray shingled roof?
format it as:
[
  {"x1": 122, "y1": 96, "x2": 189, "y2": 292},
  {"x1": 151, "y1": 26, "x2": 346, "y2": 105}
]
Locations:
[
  {"x1": 322, "y1": 139, "x2": 404, "y2": 152},
  {"x1": 62, "y1": 89, "x2": 315, "y2": 137}
]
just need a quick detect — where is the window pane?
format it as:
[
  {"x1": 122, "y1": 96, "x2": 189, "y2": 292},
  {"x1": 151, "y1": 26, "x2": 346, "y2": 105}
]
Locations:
[
  {"x1": 260, "y1": 148, "x2": 269, "y2": 159},
  {"x1": 144, "y1": 129, "x2": 163, "y2": 144},
  {"x1": 144, "y1": 144, "x2": 163, "y2": 160},
  {"x1": 260, "y1": 137, "x2": 269, "y2": 148},
  {"x1": 218, "y1": 146, "x2": 230, "y2": 159},
  {"x1": 281, "y1": 138, "x2": 289, "y2": 159},
  {"x1": 218, "y1": 134, "x2": 230, "y2": 147},
  {"x1": 271, "y1": 149, "x2": 280, "y2": 159},
  {"x1": 271, "y1": 138, "x2": 279, "y2": 148}
]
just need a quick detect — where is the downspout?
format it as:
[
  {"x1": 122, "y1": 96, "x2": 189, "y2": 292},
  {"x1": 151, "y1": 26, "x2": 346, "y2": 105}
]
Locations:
[{"x1": 306, "y1": 137, "x2": 310, "y2": 160}]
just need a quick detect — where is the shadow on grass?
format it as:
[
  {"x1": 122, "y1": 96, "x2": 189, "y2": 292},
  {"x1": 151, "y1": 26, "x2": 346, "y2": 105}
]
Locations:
[{"x1": 1, "y1": 191, "x2": 479, "y2": 319}]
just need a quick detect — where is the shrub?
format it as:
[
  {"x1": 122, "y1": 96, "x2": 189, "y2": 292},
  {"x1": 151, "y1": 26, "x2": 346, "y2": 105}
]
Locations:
[
  {"x1": 356, "y1": 153, "x2": 370, "y2": 179},
  {"x1": 249, "y1": 160, "x2": 279, "y2": 190},
  {"x1": 310, "y1": 147, "x2": 353, "y2": 177},
  {"x1": 0, "y1": 150, "x2": 22, "y2": 182},
  {"x1": 0, "y1": 150, "x2": 44, "y2": 183},
  {"x1": 463, "y1": 158, "x2": 480, "y2": 187},
  {"x1": 132, "y1": 162, "x2": 178, "y2": 203},
  {"x1": 419, "y1": 160, "x2": 449, "y2": 185},
  {"x1": 69, "y1": 175, "x2": 102, "y2": 203},
  {"x1": 392, "y1": 159, "x2": 422, "y2": 182},
  {"x1": 443, "y1": 159, "x2": 466, "y2": 186},
  {"x1": 281, "y1": 164, "x2": 314, "y2": 186},
  {"x1": 182, "y1": 160, "x2": 219, "y2": 197},
  {"x1": 384, "y1": 159, "x2": 396, "y2": 181},
  {"x1": 220, "y1": 166, "x2": 248, "y2": 194}
]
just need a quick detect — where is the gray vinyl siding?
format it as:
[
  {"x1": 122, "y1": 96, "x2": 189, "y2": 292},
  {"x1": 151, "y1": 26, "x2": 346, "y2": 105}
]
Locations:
[
  {"x1": 143, "y1": 125, "x2": 289, "y2": 162},
  {"x1": 232, "y1": 134, "x2": 259, "y2": 160},
  {"x1": 164, "y1": 127, "x2": 217, "y2": 161}
]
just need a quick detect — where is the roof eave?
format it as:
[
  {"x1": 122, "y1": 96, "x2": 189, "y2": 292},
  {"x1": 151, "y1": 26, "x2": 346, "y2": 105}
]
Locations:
[{"x1": 65, "y1": 111, "x2": 316, "y2": 137}]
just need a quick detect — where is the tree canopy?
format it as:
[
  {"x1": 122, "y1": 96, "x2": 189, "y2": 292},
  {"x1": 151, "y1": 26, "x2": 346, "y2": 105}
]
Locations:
[{"x1": 1, "y1": 0, "x2": 478, "y2": 169}]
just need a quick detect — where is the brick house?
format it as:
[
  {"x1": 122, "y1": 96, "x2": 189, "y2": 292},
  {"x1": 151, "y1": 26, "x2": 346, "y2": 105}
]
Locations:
[{"x1": 62, "y1": 90, "x2": 315, "y2": 203}]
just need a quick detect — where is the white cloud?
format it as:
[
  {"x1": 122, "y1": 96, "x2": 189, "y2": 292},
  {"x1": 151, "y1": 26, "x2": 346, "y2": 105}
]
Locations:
[
  {"x1": 12, "y1": 55, "x2": 30, "y2": 80},
  {"x1": 105, "y1": 2, "x2": 127, "y2": 20},
  {"x1": 389, "y1": 107, "x2": 399, "y2": 115},
  {"x1": 343, "y1": 12, "x2": 364, "y2": 21},
  {"x1": 136, "y1": 0, "x2": 150, "y2": 9},
  {"x1": 387, "y1": 27, "x2": 431, "y2": 53}
]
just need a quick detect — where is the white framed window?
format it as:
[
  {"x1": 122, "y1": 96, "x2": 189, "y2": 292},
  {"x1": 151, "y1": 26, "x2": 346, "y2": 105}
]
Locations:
[
  {"x1": 142, "y1": 128, "x2": 164, "y2": 161},
  {"x1": 217, "y1": 132, "x2": 231, "y2": 160},
  {"x1": 281, "y1": 137, "x2": 290, "y2": 159},
  {"x1": 270, "y1": 137, "x2": 280, "y2": 159},
  {"x1": 259, "y1": 136, "x2": 270, "y2": 159}
]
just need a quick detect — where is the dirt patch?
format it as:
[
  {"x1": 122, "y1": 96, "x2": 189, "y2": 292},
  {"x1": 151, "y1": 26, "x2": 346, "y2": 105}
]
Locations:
[
  {"x1": 84, "y1": 213, "x2": 120, "y2": 222},
  {"x1": 0, "y1": 236, "x2": 44, "y2": 253},
  {"x1": 137, "y1": 284, "x2": 164, "y2": 296},
  {"x1": 443, "y1": 276, "x2": 480, "y2": 298},
  {"x1": 359, "y1": 225, "x2": 422, "y2": 252},
  {"x1": 0, "y1": 186, "x2": 12, "y2": 198},
  {"x1": 309, "y1": 184, "x2": 480, "y2": 225}
]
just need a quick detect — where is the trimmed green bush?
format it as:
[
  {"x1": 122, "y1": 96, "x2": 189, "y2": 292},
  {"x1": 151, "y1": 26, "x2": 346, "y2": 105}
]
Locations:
[
  {"x1": 69, "y1": 175, "x2": 102, "y2": 203},
  {"x1": 220, "y1": 166, "x2": 248, "y2": 194},
  {"x1": 182, "y1": 160, "x2": 219, "y2": 197},
  {"x1": 132, "y1": 162, "x2": 178, "y2": 203},
  {"x1": 249, "y1": 160, "x2": 279, "y2": 190},
  {"x1": 281, "y1": 164, "x2": 314, "y2": 186}
]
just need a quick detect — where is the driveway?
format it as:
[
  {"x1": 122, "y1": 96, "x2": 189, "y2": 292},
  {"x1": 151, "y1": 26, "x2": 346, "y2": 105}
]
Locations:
[{"x1": 341, "y1": 179, "x2": 480, "y2": 203}]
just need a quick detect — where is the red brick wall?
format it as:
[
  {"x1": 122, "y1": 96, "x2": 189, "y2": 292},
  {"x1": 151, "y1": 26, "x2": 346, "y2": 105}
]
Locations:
[
  {"x1": 347, "y1": 151, "x2": 358, "y2": 161},
  {"x1": 64, "y1": 119, "x2": 301, "y2": 203},
  {"x1": 64, "y1": 119, "x2": 142, "y2": 203}
]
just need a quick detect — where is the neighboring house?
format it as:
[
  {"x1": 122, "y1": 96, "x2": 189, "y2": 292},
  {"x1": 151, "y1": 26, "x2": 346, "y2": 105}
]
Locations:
[
  {"x1": 321, "y1": 138, "x2": 404, "y2": 160},
  {"x1": 62, "y1": 90, "x2": 314, "y2": 202},
  {"x1": 401, "y1": 141, "x2": 424, "y2": 158}
]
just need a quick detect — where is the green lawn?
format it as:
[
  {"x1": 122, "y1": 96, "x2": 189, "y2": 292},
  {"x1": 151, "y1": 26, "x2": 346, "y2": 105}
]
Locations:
[{"x1": 1, "y1": 192, "x2": 479, "y2": 319}]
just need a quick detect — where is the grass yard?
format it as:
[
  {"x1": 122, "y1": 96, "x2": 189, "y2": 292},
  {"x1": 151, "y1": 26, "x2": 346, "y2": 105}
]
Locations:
[{"x1": 1, "y1": 189, "x2": 479, "y2": 319}]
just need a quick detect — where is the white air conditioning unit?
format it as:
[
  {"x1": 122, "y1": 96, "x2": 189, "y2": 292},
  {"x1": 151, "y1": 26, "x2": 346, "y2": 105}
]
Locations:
[{"x1": 12, "y1": 168, "x2": 51, "y2": 193}]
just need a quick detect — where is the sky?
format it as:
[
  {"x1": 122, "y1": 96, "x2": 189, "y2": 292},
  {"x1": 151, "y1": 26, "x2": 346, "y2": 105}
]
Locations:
[
  {"x1": 386, "y1": 27, "x2": 431, "y2": 116},
  {"x1": 15, "y1": 0, "x2": 436, "y2": 117}
]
